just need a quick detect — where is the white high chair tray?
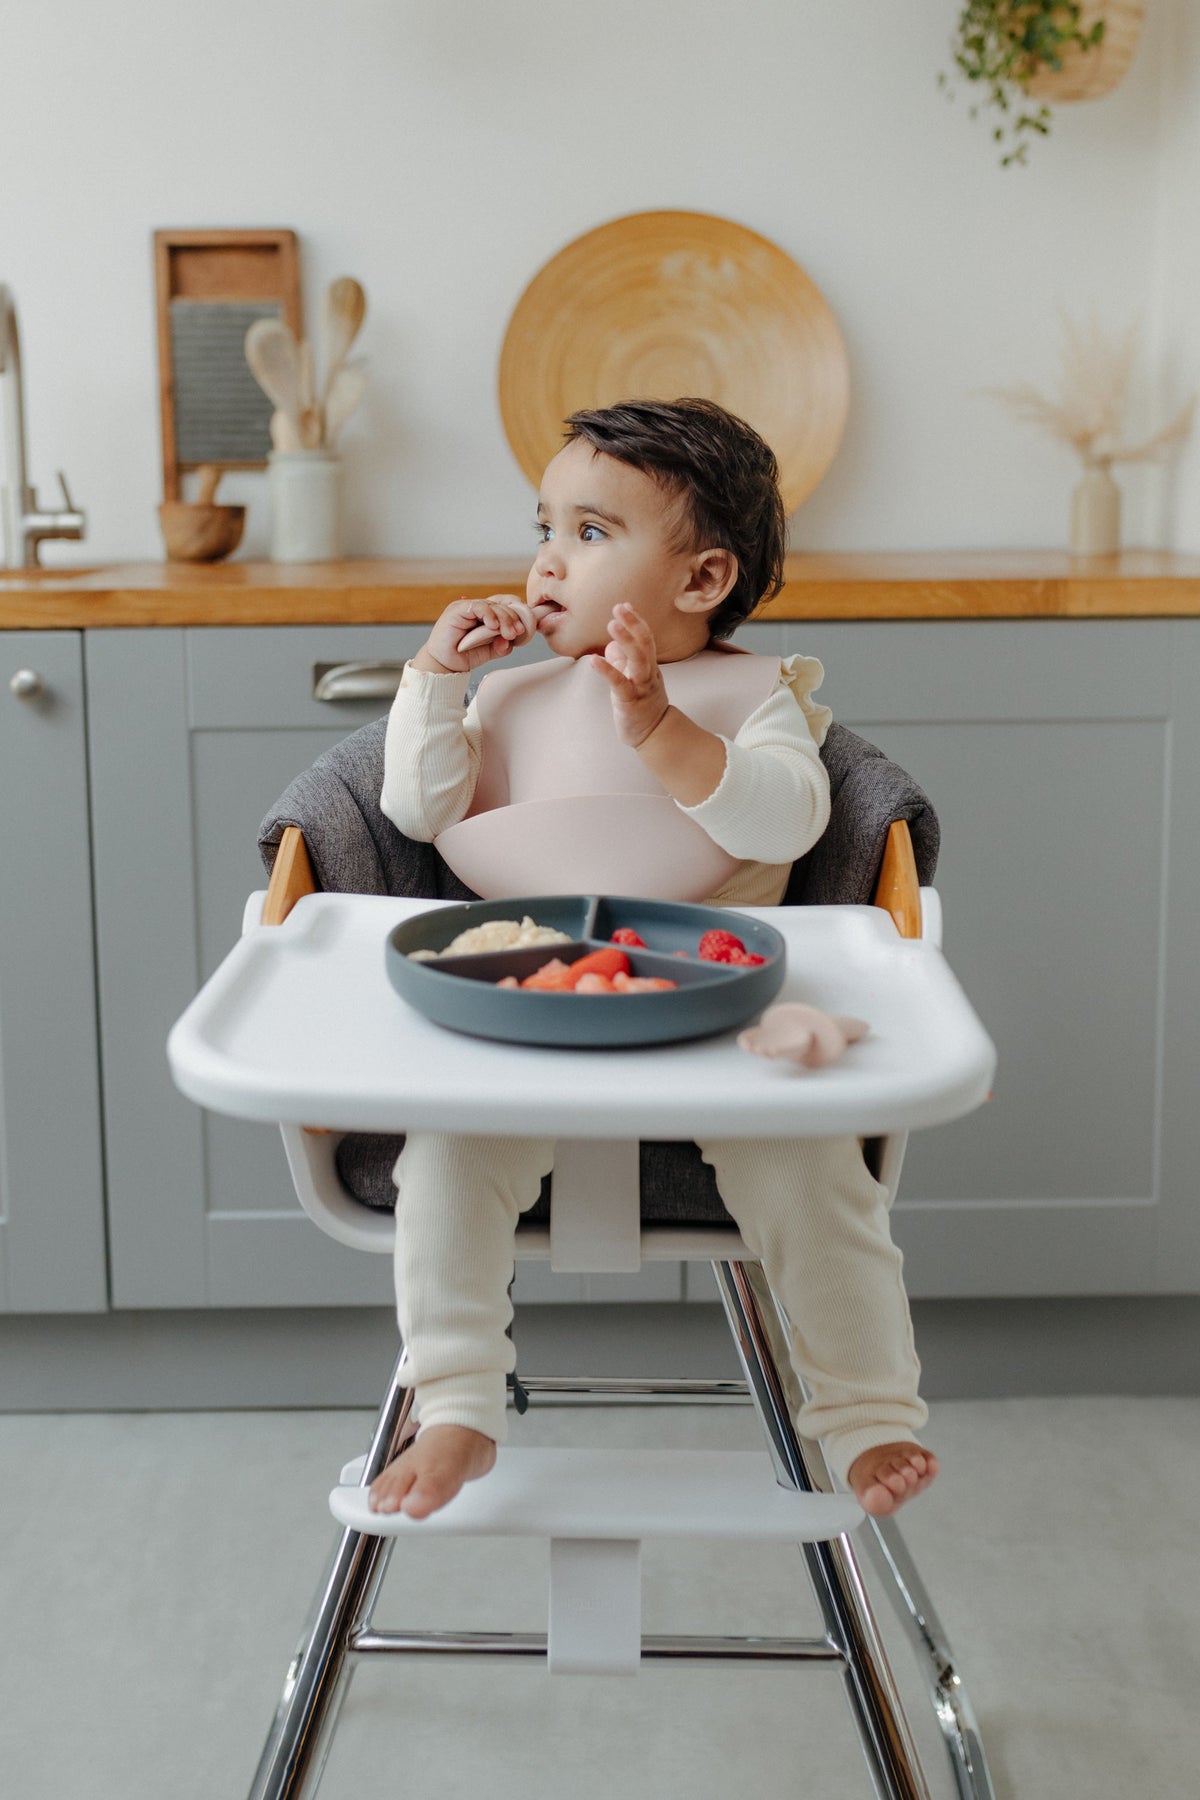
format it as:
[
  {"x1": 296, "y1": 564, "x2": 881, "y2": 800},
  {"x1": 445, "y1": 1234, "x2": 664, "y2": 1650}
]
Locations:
[{"x1": 168, "y1": 894, "x2": 995, "y2": 1139}]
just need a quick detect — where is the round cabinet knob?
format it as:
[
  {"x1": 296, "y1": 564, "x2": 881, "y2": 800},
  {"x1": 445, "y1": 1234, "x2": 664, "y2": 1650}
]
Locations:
[{"x1": 9, "y1": 668, "x2": 45, "y2": 699}]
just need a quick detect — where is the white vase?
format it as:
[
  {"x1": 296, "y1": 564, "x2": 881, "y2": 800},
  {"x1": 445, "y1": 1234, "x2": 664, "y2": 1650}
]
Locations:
[
  {"x1": 1070, "y1": 463, "x2": 1121, "y2": 556},
  {"x1": 268, "y1": 451, "x2": 342, "y2": 562}
]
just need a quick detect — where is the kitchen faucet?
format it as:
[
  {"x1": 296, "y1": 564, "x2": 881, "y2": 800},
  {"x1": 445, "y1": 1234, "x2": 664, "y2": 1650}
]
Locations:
[{"x1": 0, "y1": 283, "x2": 86, "y2": 568}]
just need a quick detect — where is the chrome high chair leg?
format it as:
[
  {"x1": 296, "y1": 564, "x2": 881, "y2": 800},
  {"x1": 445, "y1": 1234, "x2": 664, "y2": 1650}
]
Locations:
[
  {"x1": 862, "y1": 1516, "x2": 996, "y2": 1800},
  {"x1": 712, "y1": 1258, "x2": 934, "y2": 1800},
  {"x1": 247, "y1": 1349, "x2": 416, "y2": 1800}
]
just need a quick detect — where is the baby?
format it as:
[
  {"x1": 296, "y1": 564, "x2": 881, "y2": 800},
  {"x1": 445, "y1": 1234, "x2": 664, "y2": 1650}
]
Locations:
[{"x1": 372, "y1": 398, "x2": 937, "y2": 1522}]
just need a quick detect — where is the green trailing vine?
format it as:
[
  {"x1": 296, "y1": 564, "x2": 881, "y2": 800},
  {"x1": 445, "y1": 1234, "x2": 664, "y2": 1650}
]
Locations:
[{"x1": 941, "y1": 2, "x2": 1107, "y2": 166}]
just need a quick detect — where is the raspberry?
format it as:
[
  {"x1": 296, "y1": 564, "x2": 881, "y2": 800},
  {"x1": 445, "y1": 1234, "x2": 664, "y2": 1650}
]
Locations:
[
  {"x1": 697, "y1": 928, "x2": 746, "y2": 963},
  {"x1": 726, "y1": 948, "x2": 767, "y2": 967},
  {"x1": 611, "y1": 927, "x2": 647, "y2": 947}
]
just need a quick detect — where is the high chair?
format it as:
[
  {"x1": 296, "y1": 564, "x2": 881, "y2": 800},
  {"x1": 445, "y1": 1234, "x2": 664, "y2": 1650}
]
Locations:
[{"x1": 235, "y1": 718, "x2": 994, "y2": 1800}]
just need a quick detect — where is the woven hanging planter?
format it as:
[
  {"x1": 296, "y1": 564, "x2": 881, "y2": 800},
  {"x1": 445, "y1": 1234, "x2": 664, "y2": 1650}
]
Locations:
[{"x1": 1024, "y1": 0, "x2": 1147, "y2": 102}]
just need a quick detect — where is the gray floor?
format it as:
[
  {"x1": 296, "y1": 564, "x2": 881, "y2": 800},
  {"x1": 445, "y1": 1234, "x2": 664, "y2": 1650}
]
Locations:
[{"x1": 2, "y1": 1395, "x2": 1197, "y2": 1798}]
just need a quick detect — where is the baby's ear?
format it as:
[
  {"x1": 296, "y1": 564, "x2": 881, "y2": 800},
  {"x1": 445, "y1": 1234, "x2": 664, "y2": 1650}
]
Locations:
[{"x1": 676, "y1": 548, "x2": 737, "y2": 616}]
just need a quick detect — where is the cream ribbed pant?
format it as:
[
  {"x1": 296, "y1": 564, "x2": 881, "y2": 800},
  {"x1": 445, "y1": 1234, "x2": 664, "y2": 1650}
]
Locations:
[{"x1": 390, "y1": 1133, "x2": 925, "y2": 1484}]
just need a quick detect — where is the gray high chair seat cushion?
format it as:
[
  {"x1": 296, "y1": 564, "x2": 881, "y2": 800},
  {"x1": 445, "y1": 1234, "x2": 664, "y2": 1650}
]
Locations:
[{"x1": 259, "y1": 714, "x2": 939, "y2": 1221}]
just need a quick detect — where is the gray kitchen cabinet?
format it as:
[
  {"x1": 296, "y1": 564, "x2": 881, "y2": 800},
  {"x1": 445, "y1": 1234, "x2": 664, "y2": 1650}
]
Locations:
[
  {"x1": 87, "y1": 626, "x2": 420, "y2": 1309},
  {"x1": 82, "y1": 618, "x2": 1200, "y2": 1313},
  {"x1": 0, "y1": 632, "x2": 107, "y2": 1311},
  {"x1": 776, "y1": 617, "x2": 1200, "y2": 1299},
  {"x1": 86, "y1": 626, "x2": 681, "y2": 1310}
]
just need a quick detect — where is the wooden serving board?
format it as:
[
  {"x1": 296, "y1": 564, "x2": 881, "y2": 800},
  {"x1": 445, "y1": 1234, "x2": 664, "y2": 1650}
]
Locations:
[{"x1": 498, "y1": 210, "x2": 849, "y2": 514}]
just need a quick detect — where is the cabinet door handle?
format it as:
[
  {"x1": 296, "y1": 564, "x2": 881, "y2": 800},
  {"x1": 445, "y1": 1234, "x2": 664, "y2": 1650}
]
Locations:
[
  {"x1": 9, "y1": 668, "x2": 45, "y2": 700},
  {"x1": 312, "y1": 660, "x2": 407, "y2": 702}
]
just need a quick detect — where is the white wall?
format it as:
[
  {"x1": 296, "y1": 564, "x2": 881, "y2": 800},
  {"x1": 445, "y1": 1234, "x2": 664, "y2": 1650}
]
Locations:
[
  {"x1": 1146, "y1": 0, "x2": 1200, "y2": 550},
  {"x1": 1, "y1": 0, "x2": 1195, "y2": 563}
]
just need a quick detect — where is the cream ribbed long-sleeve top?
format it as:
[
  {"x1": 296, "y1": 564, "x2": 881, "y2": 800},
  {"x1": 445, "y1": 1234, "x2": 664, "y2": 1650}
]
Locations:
[{"x1": 381, "y1": 653, "x2": 833, "y2": 906}]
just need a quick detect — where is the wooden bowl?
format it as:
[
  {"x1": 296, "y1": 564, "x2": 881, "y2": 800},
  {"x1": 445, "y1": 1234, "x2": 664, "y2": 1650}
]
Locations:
[
  {"x1": 157, "y1": 501, "x2": 246, "y2": 562},
  {"x1": 498, "y1": 210, "x2": 849, "y2": 514}
]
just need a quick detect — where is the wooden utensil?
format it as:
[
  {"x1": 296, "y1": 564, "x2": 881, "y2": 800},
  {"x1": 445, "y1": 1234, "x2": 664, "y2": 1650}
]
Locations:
[
  {"x1": 321, "y1": 277, "x2": 367, "y2": 403},
  {"x1": 498, "y1": 210, "x2": 849, "y2": 513},
  {"x1": 195, "y1": 464, "x2": 222, "y2": 504},
  {"x1": 323, "y1": 357, "x2": 367, "y2": 448},
  {"x1": 245, "y1": 319, "x2": 304, "y2": 441},
  {"x1": 297, "y1": 337, "x2": 323, "y2": 447},
  {"x1": 270, "y1": 410, "x2": 302, "y2": 452}
]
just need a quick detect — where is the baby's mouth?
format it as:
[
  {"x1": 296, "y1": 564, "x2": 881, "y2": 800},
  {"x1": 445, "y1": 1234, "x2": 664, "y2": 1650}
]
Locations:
[{"x1": 534, "y1": 597, "x2": 566, "y2": 626}]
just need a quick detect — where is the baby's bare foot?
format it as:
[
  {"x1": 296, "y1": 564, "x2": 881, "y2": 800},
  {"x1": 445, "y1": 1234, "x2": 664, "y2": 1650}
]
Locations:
[
  {"x1": 368, "y1": 1424, "x2": 497, "y2": 1520},
  {"x1": 847, "y1": 1443, "x2": 939, "y2": 1516}
]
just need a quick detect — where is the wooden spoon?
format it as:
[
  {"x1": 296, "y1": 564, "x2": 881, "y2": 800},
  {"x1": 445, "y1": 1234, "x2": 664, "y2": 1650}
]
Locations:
[
  {"x1": 298, "y1": 336, "x2": 316, "y2": 411},
  {"x1": 270, "y1": 410, "x2": 302, "y2": 452},
  {"x1": 245, "y1": 319, "x2": 304, "y2": 439},
  {"x1": 295, "y1": 337, "x2": 324, "y2": 448},
  {"x1": 195, "y1": 465, "x2": 222, "y2": 504},
  {"x1": 321, "y1": 277, "x2": 367, "y2": 403},
  {"x1": 323, "y1": 357, "x2": 367, "y2": 448}
]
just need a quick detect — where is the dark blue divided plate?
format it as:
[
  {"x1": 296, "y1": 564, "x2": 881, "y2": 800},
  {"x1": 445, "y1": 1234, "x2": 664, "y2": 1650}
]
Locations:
[{"x1": 385, "y1": 895, "x2": 787, "y2": 1048}]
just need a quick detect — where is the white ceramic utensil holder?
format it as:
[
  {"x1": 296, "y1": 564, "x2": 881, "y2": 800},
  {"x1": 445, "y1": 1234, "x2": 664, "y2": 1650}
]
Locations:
[{"x1": 269, "y1": 450, "x2": 342, "y2": 561}]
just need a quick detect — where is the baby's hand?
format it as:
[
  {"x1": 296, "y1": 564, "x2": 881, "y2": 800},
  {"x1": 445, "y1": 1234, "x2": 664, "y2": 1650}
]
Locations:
[
  {"x1": 588, "y1": 604, "x2": 671, "y2": 748},
  {"x1": 416, "y1": 596, "x2": 542, "y2": 675}
]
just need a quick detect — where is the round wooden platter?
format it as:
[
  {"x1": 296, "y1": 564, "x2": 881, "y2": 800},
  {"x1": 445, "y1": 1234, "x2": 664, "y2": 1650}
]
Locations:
[{"x1": 498, "y1": 210, "x2": 849, "y2": 514}]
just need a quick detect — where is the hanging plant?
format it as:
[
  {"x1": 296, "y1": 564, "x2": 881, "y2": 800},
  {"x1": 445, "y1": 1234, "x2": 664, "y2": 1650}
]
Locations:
[{"x1": 941, "y1": 2, "x2": 1111, "y2": 166}]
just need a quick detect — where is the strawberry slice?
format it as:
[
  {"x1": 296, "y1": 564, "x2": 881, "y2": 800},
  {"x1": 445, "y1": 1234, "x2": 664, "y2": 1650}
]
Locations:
[
  {"x1": 611, "y1": 927, "x2": 647, "y2": 948},
  {"x1": 519, "y1": 957, "x2": 577, "y2": 991},
  {"x1": 565, "y1": 947, "x2": 632, "y2": 986}
]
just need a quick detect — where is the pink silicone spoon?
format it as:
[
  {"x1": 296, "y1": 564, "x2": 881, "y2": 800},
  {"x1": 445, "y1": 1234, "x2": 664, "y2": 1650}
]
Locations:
[
  {"x1": 457, "y1": 600, "x2": 553, "y2": 652},
  {"x1": 738, "y1": 1004, "x2": 869, "y2": 1070}
]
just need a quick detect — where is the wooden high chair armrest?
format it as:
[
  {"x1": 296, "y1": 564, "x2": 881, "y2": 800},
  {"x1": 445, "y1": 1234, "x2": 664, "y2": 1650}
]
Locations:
[
  {"x1": 873, "y1": 819, "x2": 921, "y2": 941},
  {"x1": 262, "y1": 828, "x2": 329, "y2": 1133},
  {"x1": 261, "y1": 825, "x2": 318, "y2": 927}
]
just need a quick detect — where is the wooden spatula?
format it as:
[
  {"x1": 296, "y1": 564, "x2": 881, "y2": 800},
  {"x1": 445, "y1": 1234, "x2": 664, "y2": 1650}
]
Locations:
[
  {"x1": 321, "y1": 277, "x2": 367, "y2": 403},
  {"x1": 245, "y1": 320, "x2": 304, "y2": 443},
  {"x1": 323, "y1": 358, "x2": 367, "y2": 448}
]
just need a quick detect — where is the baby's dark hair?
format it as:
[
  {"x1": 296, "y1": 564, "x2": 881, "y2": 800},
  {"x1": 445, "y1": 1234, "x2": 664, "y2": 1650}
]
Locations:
[{"x1": 562, "y1": 397, "x2": 786, "y2": 640}]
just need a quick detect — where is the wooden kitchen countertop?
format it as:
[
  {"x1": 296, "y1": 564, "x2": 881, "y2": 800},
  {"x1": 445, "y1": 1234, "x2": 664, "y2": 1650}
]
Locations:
[{"x1": 3, "y1": 549, "x2": 1200, "y2": 629}]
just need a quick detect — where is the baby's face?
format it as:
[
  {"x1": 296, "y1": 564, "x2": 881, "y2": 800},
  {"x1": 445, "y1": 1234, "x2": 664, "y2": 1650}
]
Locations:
[{"x1": 527, "y1": 439, "x2": 702, "y2": 661}]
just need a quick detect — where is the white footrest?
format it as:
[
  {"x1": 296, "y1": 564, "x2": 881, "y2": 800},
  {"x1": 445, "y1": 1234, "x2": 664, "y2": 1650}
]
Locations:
[
  {"x1": 331, "y1": 1446, "x2": 861, "y2": 1541},
  {"x1": 332, "y1": 1448, "x2": 861, "y2": 1676}
]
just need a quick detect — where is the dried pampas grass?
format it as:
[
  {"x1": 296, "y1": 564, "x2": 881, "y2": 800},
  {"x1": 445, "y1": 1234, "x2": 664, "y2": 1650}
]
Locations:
[{"x1": 987, "y1": 312, "x2": 1194, "y2": 468}]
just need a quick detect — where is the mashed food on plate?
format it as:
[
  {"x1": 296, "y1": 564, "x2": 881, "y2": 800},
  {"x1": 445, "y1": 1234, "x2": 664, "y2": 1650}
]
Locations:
[{"x1": 409, "y1": 915, "x2": 572, "y2": 960}]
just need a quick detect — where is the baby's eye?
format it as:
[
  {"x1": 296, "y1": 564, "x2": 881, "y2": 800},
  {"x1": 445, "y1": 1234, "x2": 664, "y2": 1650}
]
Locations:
[
  {"x1": 580, "y1": 523, "x2": 607, "y2": 542},
  {"x1": 534, "y1": 521, "x2": 553, "y2": 543}
]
